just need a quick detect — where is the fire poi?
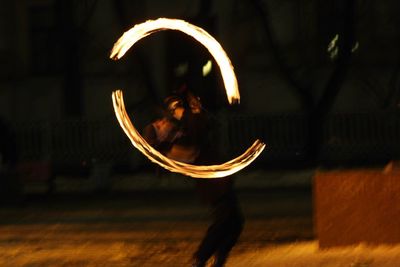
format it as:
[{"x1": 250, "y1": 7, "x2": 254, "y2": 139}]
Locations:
[{"x1": 110, "y1": 18, "x2": 266, "y2": 178}]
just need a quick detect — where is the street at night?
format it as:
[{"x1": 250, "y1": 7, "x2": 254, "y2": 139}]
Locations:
[
  {"x1": 1, "y1": 0, "x2": 400, "y2": 266},
  {"x1": 0, "y1": 170, "x2": 314, "y2": 266},
  {"x1": 1, "y1": 171, "x2": 399, "y2": 266}
]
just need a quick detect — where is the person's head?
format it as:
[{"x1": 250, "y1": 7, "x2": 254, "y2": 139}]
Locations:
[
  {"x1": 187, "y1": 92, "x2": 202, "y2": 114},
  {"x1": 173, "y1": 84, "x2": 202, "y2": 114},
  {"x1": 164, "y1": 95, "x2": 185, "y2": 120}
]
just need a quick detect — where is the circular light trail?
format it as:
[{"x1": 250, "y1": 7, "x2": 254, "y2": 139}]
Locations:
[{"x1": 110, "y1": 18, "x2": 266, "y2": 178}]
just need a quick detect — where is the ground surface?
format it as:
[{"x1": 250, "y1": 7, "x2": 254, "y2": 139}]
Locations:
[{"x1": 1, "y1": 171, "x2": 400, "y2": 266}]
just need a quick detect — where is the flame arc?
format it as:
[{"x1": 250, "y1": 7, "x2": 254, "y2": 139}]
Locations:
[
  {"x1": 110, "y1": 18, "x2": 266, "y2": 178},
  {"x1": 110, "y1": 18, "x2": 239, "y2": 104},
  {"x1": 112, "y1": 90, "x2": 265, "y2": 178}
]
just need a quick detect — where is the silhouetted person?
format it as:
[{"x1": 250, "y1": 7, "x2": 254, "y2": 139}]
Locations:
[{"x1": 143, "y1": 89, "x2": 244, "y2": 267}]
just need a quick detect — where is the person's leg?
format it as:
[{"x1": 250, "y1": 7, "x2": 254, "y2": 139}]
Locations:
[
  {"x1": 192, "y1": 218, "x2": 227, "y2": 266},
  {"x1": 192, "y1": 183, "x2": 233, "y2": 266},
  {"x1": 212, "y1": 211, "x2": 244, "y2": 266},
  {"x1": 209, "y1": 190, "x2": 244, "y2": 266}
]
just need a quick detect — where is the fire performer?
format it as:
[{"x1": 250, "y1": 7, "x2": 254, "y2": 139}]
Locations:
[{"x1": 143, "y1": 87, "x2": 244, "y2": 267}]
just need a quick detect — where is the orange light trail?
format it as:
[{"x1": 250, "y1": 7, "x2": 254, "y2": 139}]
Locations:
[
  {"x1": 112, "y1": 90, "x2": 265, "y2": 178},
  {"x1": 110, "y1": 18, "x2": 239, "y2": 104},
  {"x1": 110, "y1": 18, "x2": 266, "y2": 178}
]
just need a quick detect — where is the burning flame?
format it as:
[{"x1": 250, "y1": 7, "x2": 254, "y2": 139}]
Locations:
[
  {"x1": 112, "y1": 90, "x2": 265, "y2": 178},
  {"x1": 110, "y1": 18, "x2": 239, "y2": 104},
  {"x1": 110, "y1": 18, "x2": 266, "y2": 178}
]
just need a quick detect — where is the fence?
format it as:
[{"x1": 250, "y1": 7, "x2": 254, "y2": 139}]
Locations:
[
  {"x1": 321, "y1": 112, "x2": 400, "y2": 163},
  {"x1": 226, "y1": 113, "x2": 309, "y2": 163},
  {"x1": 10, "y1": 111, "x2": 400, "y2": 175},
  {"x1": 228, "y1": 112, "x2": 400, "y2": 166},
  {"x1": 12, "y1": 119, "x2": 139, "y2": 174}
]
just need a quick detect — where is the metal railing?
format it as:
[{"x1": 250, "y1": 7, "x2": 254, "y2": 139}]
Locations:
[
  {"x1": 12, "y1": 119, "x2": 138, "y2": 173},
  {"x1": 321, "y1": 112, "x2": 400, "y2": 162},
  {"x1": 10, "y1": 112, "x2": 400, "y2": 174}
]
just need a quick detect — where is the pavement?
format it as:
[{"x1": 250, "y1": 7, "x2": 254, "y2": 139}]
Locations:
[{"x1": 1, "y1": 168, "x2": 400, "y2": 266}]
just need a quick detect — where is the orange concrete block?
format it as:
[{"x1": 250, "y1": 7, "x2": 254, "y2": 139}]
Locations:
[{"x1": 314, "y1": 165, "x2": 400, "y2": 248}]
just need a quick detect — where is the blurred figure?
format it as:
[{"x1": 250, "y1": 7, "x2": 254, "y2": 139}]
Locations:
[
  {"x1": 142, "y1": 95, "x2": 185, "y2": 157},
  {"x1": 143, "y1": 88, "x2": 244, "y2": 267}
]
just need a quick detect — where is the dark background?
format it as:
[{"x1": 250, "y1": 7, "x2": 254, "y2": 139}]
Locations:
[{"x1": 0, "y1": 0, "x2": 400, "y2": 193}]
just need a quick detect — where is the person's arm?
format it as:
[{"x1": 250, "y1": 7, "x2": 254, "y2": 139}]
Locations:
[
  {"x1": 143, "y1": 118, "x2": 181, "y2": 151},
  {"x1": 142, "y1": 123, "x2": 158, "y2": 147}
]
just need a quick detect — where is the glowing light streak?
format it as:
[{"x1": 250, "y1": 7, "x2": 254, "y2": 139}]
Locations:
[
  {"x1": 110, "y1": 18, "x2": 239, "y2": 104},
  {"x1": 110, "y1": 18, "x2": 266, "y2": 178},
  {"x1": 327, "y1": 34, "x2": 359, "y2": 59},
  {"x1": 351, "y1": 42, "x2": 359, "y2": 53},
  {"x1": 327, "y1": 34, "x2": 339, "y2": 53},
  {"x1": 112, "y1": 90, "x2": 266, "y2": 178},
  {"x1": 202, "y1": 60, "x2": 212, "y2": 77},
  {"x1": 327, "y1": 34, "x2": 339, "y2": 60}
]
